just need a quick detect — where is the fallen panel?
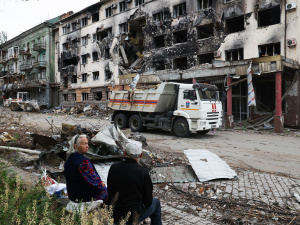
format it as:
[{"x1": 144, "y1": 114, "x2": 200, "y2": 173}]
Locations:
[
  {"x1": 184, "y1": 149, "x2": 237, "y2": 182},
  {"x1": 94, "y1": 162, "x2": 114, "y2": 185},
  {"x1": 149, "y1": 165, "x2": 197, "y2": 183}
]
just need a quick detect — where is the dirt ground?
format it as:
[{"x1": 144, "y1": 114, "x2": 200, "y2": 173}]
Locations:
[{"x1": 1, "y1": 106, "x2": 299, "y2": 179}]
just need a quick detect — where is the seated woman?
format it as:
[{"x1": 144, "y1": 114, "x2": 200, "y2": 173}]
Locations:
[{"x1": 64, "y1": 134, "x2": 108, "y2": 203}]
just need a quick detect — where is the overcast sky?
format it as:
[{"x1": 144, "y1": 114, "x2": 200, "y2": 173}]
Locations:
[{"x1": 0, "y1": 0, "x2": 100, "y2": 41}]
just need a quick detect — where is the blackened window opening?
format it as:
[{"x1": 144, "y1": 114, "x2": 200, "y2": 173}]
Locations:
[
  {"x1": 94, "y1": 92, "x2": 102, "y2": 101},
  {"x1": 174, "y1": 30, "x2": 187, "y2": 44},
  {"x1": 154, "y1": 35, "x2": 165, "y2": 48},
  {"x1": 154, "y1": 61, "x2": 165, "y2": 70},
  {"x1": 153, "y1": 12, "x2": 164, "y2": 22},
  {"x1": 198, "y1": 23, "x2": 214, "y2": 39},
  {"x1": 174, "y1": 57, "x2": 187, "y2": 70},
  {"x1": 63, "y1": 77, "x2": 68, "y2": 88},
  {"x1": 198, "y1": 53, "x2": 214, "y2": 64},
  {"x1": 225, "y1": 48, "x2": 244, "y2": 61},
  {"x1": 226, "y1": 16, "x2": 245, "y2": 33},
  {"x1": 173, "y1": 3, "x2": 186, "y2": 18},
  {"x1": 258, "y1": 6, "x2": 280, "y2": 27},
  {"x1": 255, "y1": 77, "x2": 275, "y2": 112},
  {"x1": 92, "y1": 12, "x2": 99, "y2": 22},
  {"x1": 92, "y1": 52, "x2": 99, "y2": 61},
  {"x1": 258, "y1": 43, "x2": 280, "y2": 57},
  {"x1": 105, "y1": 70, "x2": 112, "y2": 80},
  {"x1": 71, "y1": 75, "x2": 77, "y2": 83}
]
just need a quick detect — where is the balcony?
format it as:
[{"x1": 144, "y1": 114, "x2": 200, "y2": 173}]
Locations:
[
  {"x1": 9, "y1": 69, "x2": 17, "y2": 75},
  {"x1": 7, "y1": 55, "x2": 18, "y2": 61},
  {"x1": 0, "y1": 57, "x2": 7, "y2": 64},
  {"x1": 0, "y1": 71, "x2": 8, "y2": 77},
  {"x1": 61, "y1": 48, "x2": 78, "y2": 60},
  {"x1": 19, "y1": 49, "x2": 31, "y2": 55},
  {"x1": 61, "y1": 65, "x2": 77, "y2": 77},
  {"x1": 18, "y1": 79, "x2": 47, "y2": 89},
  {"x1": 33, "y1": 43, "x2": 46, "y2": 51},
  {"x1": 32, "y1": 61, "x2": 47, "y2": 68},
  {"x1": 20, "y1": 63, "x2": 33, "y2": 71}
]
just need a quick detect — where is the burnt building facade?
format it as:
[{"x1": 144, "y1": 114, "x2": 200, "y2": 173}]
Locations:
[{"x1": 88, "y1": 0, "x2": 300, "y2": 131}]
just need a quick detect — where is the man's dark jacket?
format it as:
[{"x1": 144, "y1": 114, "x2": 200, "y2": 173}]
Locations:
[{"x1": 107, "y1": 158, "x2": 153, "y2": 222}]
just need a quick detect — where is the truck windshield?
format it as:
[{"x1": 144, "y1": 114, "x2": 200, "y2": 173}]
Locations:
[{"x1": 198, "y1": 90, "x2": 219, "y2": 101}]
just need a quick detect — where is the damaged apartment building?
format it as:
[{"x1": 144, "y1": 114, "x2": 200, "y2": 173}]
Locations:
[
  {"x1": 0, "y1": 18, "x2": 61, "y2": 108},
  {"x1": 55, "y1": 0, "x2": 300, "y2": 132}
]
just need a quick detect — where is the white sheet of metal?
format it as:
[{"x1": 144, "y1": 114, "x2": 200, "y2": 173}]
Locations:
[{"x1": 184, "y1": 149, "x2": 238, "y2": 182}]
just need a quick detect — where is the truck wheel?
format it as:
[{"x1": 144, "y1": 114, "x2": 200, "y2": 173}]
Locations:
[
  {"x1": 114, "y1": 113, "x2": 128, "y2": 129},
  {"x1": 173, "y1": 118, "x2": 191, "y2": 137},
  {"x1": 129, "y1": 114, "x2": 144, "y2": 132},
  {"x1": 9, "y1": 103, "x2": 20, "y2": 111},
  {"x1": 25, "y1": 103, "x2": 34, "y2": 112},
  {"x1": 197, "y1": 130, "x2": 210, "y2": 135}
]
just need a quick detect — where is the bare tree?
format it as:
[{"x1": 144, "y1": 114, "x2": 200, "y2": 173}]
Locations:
[{"x1": 0, "y1": 31, "x2": 7, "y2": 45}]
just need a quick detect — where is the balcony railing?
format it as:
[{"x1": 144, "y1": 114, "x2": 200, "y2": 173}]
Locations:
[
  {"x1": 33, "y1": 43, "x2": 46, "y2": 51},
  {"x1": 7, "y1": 55, "x2": 19, "y2": 61},
  {"x1": 32, "y1": 61, "x2": 47, "y2": 68},
  {"x1": 20, "y1": 63, "x2": 33, "y2": 71},
  {"x1": 19, "y1": 49, "x2": 31, "y2": 55},
  {"x1": 61, "y1": 48, "x2": 78, "y2": 60}
]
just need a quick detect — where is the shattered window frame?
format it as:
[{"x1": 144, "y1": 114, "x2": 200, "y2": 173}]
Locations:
[
  {"x1": 72, "y1": 93, "x2": 77, "y2": 101},
  {"x1": 81, "y1": 36, "x2": 88, "y2": 46},
  {"x1": 197, "y1": 53, "x2": 214, "y2": 64},
  {"x1": 198, "y1": 0, "x2": 212, "y2": 10},
  {"x1": 119, "y1": 1, "x2": 128, "y2": 12},
  {"x1": 197, "y1": 23, "x2": 214, "y2": 39},
  {"x1": 94, "y1": 92, "x2": 103, "y2": 101},
  {"x1": 258, "y1": 42, "x2": 280, "y2": 57},
  {"x1": 154, "y1": 35, "x2": 165, "y2": 48},
  {"x1": 71, "y1": 22, "x2": 77, "y2": 31},
  {"x1": 225, "y1": 48, "x2": 244, "y2": 61},
  {"x1": 106, "y1": 7, "x2": 113, "y2": 18},
  {"x1": 93, "y1": 71, "x2": 99, "y2": 80},
  {"x1": 154, "y1": 61, "x2": 165, "y2": 70},
  {"x1": 173, "y1": 2, "x2": 186, "y2": 18},
  {"x1": 81, "y1": 17, "x2": 88, "y2": 27},
  {"x1": 71, "y1": 75, "x2": 77, "y2": 84},
  {"x1": 62, "y1": 43, "x2": 69, "y2": 51},
  {"x1": 81, "y1": 93, "x2": 88, "y2": 101},
  {"x1": 92, "y1": 52, "x2": 99, "y2": 61},
  {"x1": 153, "y1": 11, "x2": 164, "y2": 22},
  {"x1": 226, "y1": 15, "x2": 245, "y2": 34},
  {"x1": 173, "y1": 57, "x2": 188, "y2": 70},
  {"x1": 81, "y1": 55, "x2": 87, "y2": 64},
  {"x1": 63, "y1": 94, "x2": 68, "y2": 101},
  {"x1": 82, "y1": 73, "x2": 88, "y2": 82},
  {"x1": 119, "y1": 22, "x2": 129, "y2": 34},
  {"x1": 105, "y1": 70, "x2": 112, "y2": 80},
  {"x1": 173, "y1": 29, "x2": 188, "y2": 44},
  {"x1": 135, "y1": 0, "x2": 144, "y2": 6},
  {"x1": 62, "y1": 26, "x2": 69, "y2": 34}
]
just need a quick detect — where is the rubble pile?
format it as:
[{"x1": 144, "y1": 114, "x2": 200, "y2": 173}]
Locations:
[{"x1": 42, "y1": 103, "x2": 114, "y2": 119}]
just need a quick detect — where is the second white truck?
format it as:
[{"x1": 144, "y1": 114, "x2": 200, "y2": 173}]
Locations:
[{"x1": 108, "y1": 82, "x2": 222, "y2": 137}]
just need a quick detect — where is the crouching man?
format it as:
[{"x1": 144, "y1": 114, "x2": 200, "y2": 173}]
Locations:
[
  {"x1": 64, "y1": 134, "x2": 108, "y2": 203},
  {"x1": 107, "y1": 142, "x2": 162, "y2": 225}
]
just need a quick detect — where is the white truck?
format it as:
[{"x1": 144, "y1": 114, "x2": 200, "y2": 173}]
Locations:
[
  {"x1": 3, "y1": 92, "x2": 40, "y2": 112},
  {"x1": 108, "y1": 82, "x2": 222, "y2": 137}
]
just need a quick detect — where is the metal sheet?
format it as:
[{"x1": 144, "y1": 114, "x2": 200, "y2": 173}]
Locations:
[
  {"x1": 94, "y1": 162, "x2": 114, "y2": 186},
  {"x1": 149, "y1": 165, "x2": 197, "y2": 183},
  {"x1": 184, "y1": 149, "x2": 238, "y2": 182}
]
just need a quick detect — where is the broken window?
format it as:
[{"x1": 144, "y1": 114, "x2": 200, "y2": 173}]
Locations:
[
  {"x1": 258, "y1": 43, "x2": 280, "y2": 57},
  {"x1": 225, "y1": 48, "x2": 244, "y2": 61},
  {"x1": 226, "y1": 16, "x2": 245, "y2": 33},
  {"x1": 197, "y1": 23, "x2": 214, "y2": 39},
  {"x1": 71, "y1": 39, "x2": 78, "y2": 48},
  {"x1": 71, "y1": 22, "x2": 77, "y2": 31},
  {"x1": 81, "y1": 55, "x2": 87, "y2": 64},
  {"x1": 92, "y1": 52, "x2": 99, "y2": 61},
  {"x1": 119, "y1": 1, "x2": 127, "y2": 12},
  {"x1": 173, "y1": 3, "x2": 186, "y2": 18},
  {"x1": 63, "y1": 94, "x2": 68, "y2": 101},
  {"x1": 153, "y1": 12, "x2": 164, "y2": 22},
  {"x1": 62, "y1": 43, "x2": 69, "y2": 51},
  {"x1": 94, "y1": 92, "x2": 102, "y2": 101},
  {"x1": 81, "y1": 17, "x2": 88, "y2": 27},
  {"x1": 92, "y1": 12, "x2": 99, "y2": 22},
  {"x1": 198, "y1": 0, "x2": 212, "y2": 10},
  {"x1": 93, "y1": 71, "x2": 99, "y2": 80},
  {"x1": 154, "y1": 61, "x2": 165, "y2": 70},
  {"x1": 82, "y1": 93, "x2": 88, "y2": 101},
  {"x1": 105, "y1": 70, "x2": 112, "y2": 80},
  {"x1": 154, "y1": 35, "x2": 165, "y2": 48},
  {"x1": 119, "y1": 22, "x2": 128, "y2": 34},
  {"x1": 258, "y1": 6, "x2": 280, "y2": 27},
  {"x1": 135, "y1": 0, "x2": 144, "y2": 6},
  {"x1": 197, "y1": 53, "x2": 214, "y2": 64},
  {"x1": 63, "y1": 26, "x2": 69, "y2": 34},
  {"x1": 63, "y1": 77, "x2": 68, "y2": 87},
  {"x1": 173, "y1": 29, "x2": 187, "y2": 44},
  {"x1": 106, "y1": 7, "x2": 112, "y2": 18},
  {"x1": 81, "y1": 36, "x2": 88, "y2": 46},
  {"x1": 97, "y1": 28, "x2": 112, "y2": 41},
  {"x1": 174, "y1": 57, "x2": 187, "y2": 70},
  {"x1": 82, "y1": 73, "x2": 87, "y2": 82},
  {"x1": 72, "y1": 93, "x2": 76, "y2": 101},
  {"x1": 105, "y1": 49, "x2": 111, "y2": 59},
  {"x1": 71, "y1": 75, "x2": 77, "y2": 83}
]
